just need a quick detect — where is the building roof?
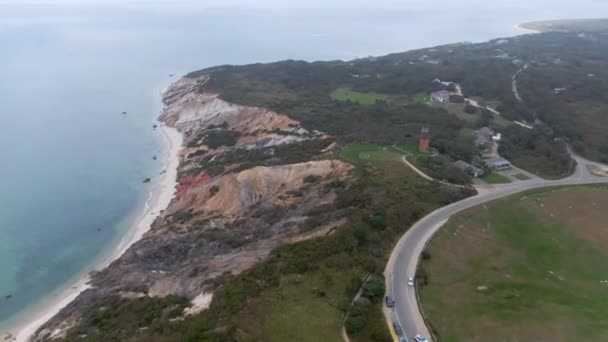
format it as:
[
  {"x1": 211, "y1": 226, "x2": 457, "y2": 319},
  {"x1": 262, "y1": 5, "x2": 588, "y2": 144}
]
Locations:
[
  {"x1": 484, "y1": 157, "x2": 511, "y2": 166},
  {"x1": 431, "y1": 90, "x2": 451, "y2": 100}
]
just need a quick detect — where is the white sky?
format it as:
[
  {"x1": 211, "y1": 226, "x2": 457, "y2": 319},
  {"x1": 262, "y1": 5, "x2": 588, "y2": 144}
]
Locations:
[
  {"x1": 0, "y1": 0, "x2": 599, "y2": 9},
  {"x1": 2, "y1": 0, "x2": 607, "y2": 17}
]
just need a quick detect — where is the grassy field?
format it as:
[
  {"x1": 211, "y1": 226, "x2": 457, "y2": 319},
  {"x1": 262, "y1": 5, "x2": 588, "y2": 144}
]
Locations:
[
  {"x1": 481, "y1": 171, "x2": 512, "y2": 184},
  {"x1": 237, "y1": 271, "x2": 357, "y2": 341},
  {"x1": 390, "y1": 93, "x2": 430, "y2": 105},
  {"x1": 391, "y1": 143, "x2": 425, "y2": 156},
  {"x1": 340, "y1": 143, "x2": 430, "y2": 167},
  {"x1": 340, "y1": 143, "x2": 404, "y2": 164},
  {"x1": 330, "y1": 88, "x2": 389, "y2": 105},
  {"x1": 419, "y1": 185, "x2": 608, "y2": 341},
  {"x1": 430, "y1": 103, "x2": 511, "y2": 128}
]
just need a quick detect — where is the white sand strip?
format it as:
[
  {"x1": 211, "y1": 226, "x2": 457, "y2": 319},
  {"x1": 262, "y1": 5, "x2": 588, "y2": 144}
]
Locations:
[{"x1": 8, "y1": 124, "x2": 182, "y2": 342}]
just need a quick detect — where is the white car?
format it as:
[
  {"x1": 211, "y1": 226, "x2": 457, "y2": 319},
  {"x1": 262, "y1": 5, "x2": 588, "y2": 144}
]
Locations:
[
  {"x1": 414, "y1": 335, "x2": 429, "y2": 342},
  {"x1": 407, "y1": 276, "x2": 415, "y2": 286}
]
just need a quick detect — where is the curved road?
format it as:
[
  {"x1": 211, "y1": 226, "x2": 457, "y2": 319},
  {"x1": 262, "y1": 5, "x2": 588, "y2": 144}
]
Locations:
[{"x1": 384, "y1": 153, "x2": 608, "y2": 341}]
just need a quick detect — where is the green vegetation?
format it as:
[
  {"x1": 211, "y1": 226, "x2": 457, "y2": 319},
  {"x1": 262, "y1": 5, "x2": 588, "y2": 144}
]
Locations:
[
  {"x1": 197, "y1": 61, "x2": 474, "y2": 162},
  {"x1": 344, "y1": 276, "x2": 392, "y2": 341},
  {"x1": 187, "y1": 130, "x2": 241, "y2": 148},
  {"x1": 406, "y1": 93, "x2": 430, "y2": 105},
  {"x1": 182, "y1": 138, "x2": 334, "y2": 177},
  {"x1": 463, "y1": 104, "x2": 477, "y2": 114},
  {"x1": 65, "y1": 139, "x2": 475, "y2": 341},
  {"x1": 237, "y1": 271, "x2": 354, "y2": 341},
  {"x1": 340, "y1": 144, "x2": 403, "y2": 165},
  {"x1": 203, "y1": 130, "x2": 241, "y2": 148},
  {"x1": 499, "y1": 125, "x2": 572, "y2": 179},
  {"x1": 331, "y1": 88, "x2": 389, "y2": 105},
  {"x1": 65, "y1": 295, "x2": 190, "y2": 340},
  {"x1": 415, "y1": 155, "x2": 472, "y2": 185},
  {"x1": 339, "y1": 143, "x2": 472, "y2": 184},
  {"x1": 188, "y1": 30, "x2": 608, "y2": 165},
  {"x1": 303, "y1": 174, "x2": 322, "y2": 183},
  {"x1": 391, "y1": 143, "x2": 424, "y2": 156},
  {"x1": 513, "y1": 173, "x2": 531, "y2": 180},
  {"x1": 481, "y1": 171, "x2": 512, "y2": 184},
  {"x1": 420, "y1": 186, "x2": 608, "y2": 341}
]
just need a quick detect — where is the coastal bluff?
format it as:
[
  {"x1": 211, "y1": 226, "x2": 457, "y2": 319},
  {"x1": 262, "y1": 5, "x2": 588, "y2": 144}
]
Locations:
[{"x1": 31, "y1": 74, "x2": 351, "y2": 340}]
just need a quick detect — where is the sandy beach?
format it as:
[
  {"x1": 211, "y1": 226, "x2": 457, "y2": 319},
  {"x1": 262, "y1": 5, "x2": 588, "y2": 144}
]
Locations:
[
  {"x1": 5, "y1": 124, "x2": 183, "y2": 342},
  {"x1": 514, "y1": 23, "x2": 540, "y2": 34}
]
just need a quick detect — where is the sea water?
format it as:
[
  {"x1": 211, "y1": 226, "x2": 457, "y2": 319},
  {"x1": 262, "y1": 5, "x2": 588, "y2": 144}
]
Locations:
[{"x1": 1, "y1": 0, "x2": 606, "y2": 330}]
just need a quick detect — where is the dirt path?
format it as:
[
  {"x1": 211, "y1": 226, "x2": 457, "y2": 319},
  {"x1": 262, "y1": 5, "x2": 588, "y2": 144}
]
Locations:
[
  {"x1": 400, "y1": 155, "x2": 435, "y2": 182},
  {"x1": 340, "y1": 274, "x2": 371, "y2": 342},
  {"x1": 512, "y1": 64, "x2": 528, "y2": 103},
  {"x1": 456, "y1": 83, "x2": 533, "y2": 130}
]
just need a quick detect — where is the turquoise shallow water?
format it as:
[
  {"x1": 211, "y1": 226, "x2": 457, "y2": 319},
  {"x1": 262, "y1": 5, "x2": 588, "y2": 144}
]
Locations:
[{"x1": 1, "y1": 0, "x2": 607, "y2": 330}]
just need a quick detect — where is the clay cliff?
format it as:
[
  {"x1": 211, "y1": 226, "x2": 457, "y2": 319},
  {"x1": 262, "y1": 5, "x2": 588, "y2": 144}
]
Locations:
[{"x1": 34, "y1": 75, "x2": 351, "y2": 340}]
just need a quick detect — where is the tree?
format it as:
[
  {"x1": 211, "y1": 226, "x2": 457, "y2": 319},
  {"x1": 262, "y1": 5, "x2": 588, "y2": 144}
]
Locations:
[
  {"x1": 478, "y1": 109, "x2": 493, "y2": 126},
  {"x1": 345, "y1": 316, "x2": 366, "y2": 334},
  {"x1": 464, "y1": 104, "x2": 478, "y2": 114},
  {"x1": 361, "y1": 277, "x2": 385, "y2": 302},
  {"x1": 449, "y1": 95, "x2": 465, "y2": 103},
  {"x1": 366, "y1": 213, "x2": 387, "y2": 230},
  {"x1": 353, "y1": 226, "x2": 370, "y2": 245}
]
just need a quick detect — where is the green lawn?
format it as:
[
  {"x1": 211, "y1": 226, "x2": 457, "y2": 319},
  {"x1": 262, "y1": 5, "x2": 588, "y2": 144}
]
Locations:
[
  {"x1": 237, "y1": 271, "x2": 354, "y2": 342},
  {"x1": 411, "y1": 93, "x2": 430, "y2": 104},
  {"x1": 340, "y1": 143, "x2": 404, "y2": 164},
  {"x1": 391, "y1": 143, "x2": 424, "y2": 156},
  {"x1": 420, "y1": 186, "x2": 608, "y2": 341},
  {"x1": 482, "y1": 171, "x2": 512, "y2": 184},
  {"x1": 330, "y1": 88, "x2": 389, "y2": 105}
]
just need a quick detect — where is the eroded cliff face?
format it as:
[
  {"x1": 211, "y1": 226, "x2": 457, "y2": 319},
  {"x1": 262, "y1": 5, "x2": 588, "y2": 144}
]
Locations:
[{"x1": 35, "y1": 75, "x2": 350, "y2": 340}]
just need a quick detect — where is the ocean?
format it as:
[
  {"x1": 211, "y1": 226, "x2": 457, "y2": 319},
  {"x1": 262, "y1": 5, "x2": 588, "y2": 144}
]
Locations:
[{"x1": 1, "y1": 0, "x2": 607, "y2": 331}]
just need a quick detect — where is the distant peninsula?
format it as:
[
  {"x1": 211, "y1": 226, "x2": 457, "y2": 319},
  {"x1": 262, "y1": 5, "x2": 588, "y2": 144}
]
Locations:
[{"x1": 520, "y1": 18, "x2": 608, "y2": 32}]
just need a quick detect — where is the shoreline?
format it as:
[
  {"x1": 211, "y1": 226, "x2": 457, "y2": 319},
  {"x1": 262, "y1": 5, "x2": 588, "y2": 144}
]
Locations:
[
  {"x1": 513, "y1": 23, "x2": 540, "y2": 34},
  {"x1": 6, "y1": 122, "x2": 183, "y2": 342}
]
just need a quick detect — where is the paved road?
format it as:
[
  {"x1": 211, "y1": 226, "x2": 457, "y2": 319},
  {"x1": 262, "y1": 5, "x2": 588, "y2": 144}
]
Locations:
[{"x1": 384, "y1": 153, "x2": 608, "y2": 341}]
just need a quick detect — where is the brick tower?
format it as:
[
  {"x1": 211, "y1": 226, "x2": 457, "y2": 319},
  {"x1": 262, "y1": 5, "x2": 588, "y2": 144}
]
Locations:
[{"x1": 419, "y1": 127, "x2": 429, "y2": 153}]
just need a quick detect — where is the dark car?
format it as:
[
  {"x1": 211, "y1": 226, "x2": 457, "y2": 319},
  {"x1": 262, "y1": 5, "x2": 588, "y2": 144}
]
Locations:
[
  {"x1": 393, "y1": 322, "x2": 403, "y2": 336},
  {"x1": 385, "y1": 295, "x2": 395, "y2": 308}
]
